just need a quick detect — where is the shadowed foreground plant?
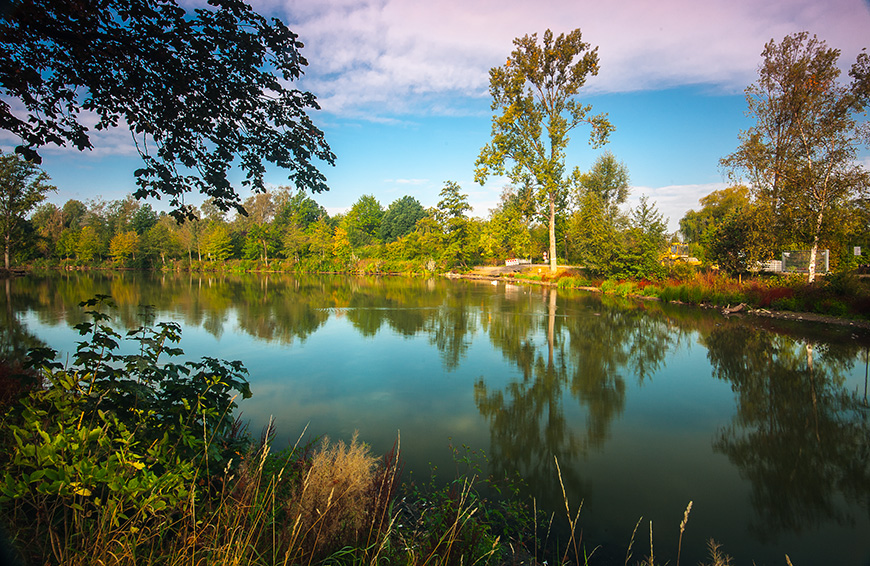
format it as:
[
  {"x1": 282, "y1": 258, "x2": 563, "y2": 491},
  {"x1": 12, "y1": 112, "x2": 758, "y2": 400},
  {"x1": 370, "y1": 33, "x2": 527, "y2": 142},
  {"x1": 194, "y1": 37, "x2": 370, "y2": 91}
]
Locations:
[{"x1": 0, "y1": 296, "x2": 250, "y2": 565}]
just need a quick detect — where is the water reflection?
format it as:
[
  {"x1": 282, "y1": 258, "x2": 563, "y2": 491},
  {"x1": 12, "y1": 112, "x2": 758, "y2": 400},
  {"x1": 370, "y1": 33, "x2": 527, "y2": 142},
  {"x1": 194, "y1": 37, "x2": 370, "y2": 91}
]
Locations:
[
  {"x1": 1, "y1": 278, "x2": 46, "y2": 362},
  {"x1": 4, "y1": 272, "x2": 870, "y2": 564},
  {"x1": 704, "y1": 322, "x2": 870, "y2": 541}
]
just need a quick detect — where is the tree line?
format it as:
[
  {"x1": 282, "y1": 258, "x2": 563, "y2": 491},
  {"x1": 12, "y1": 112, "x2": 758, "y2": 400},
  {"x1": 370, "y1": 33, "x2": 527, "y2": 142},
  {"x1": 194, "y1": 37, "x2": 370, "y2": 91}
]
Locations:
[{"x1": 2, "y1": 157, "x2": 674, "y2": 278}]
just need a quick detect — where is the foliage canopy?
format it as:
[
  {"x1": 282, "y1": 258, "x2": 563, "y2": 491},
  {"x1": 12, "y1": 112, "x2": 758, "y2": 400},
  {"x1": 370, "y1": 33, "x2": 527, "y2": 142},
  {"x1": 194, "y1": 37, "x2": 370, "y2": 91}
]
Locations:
[
  {"x1": 0, "y1": 0, "x2": 335, "y2": 219},
  {"x1": 721, "y1": 32, "x2": 869, "y2": 281}
]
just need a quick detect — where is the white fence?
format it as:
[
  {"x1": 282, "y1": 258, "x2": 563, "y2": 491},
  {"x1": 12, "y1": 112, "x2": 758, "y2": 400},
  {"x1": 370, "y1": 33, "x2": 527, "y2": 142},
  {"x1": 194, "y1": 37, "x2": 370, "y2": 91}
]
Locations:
[
  {"x1": 782, "y1": 250, "x2": 829, "y2": 274},
  {"x1": 505, "y1": 258, "x2": 532, "y2": 267}
]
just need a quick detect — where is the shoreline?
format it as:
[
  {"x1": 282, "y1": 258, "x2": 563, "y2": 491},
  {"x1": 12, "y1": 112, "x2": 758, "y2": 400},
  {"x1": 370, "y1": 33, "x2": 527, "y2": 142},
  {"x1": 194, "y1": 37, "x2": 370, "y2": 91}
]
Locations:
[{"x1": 453, "y1": 267, "x2": 870, "y2": 331}]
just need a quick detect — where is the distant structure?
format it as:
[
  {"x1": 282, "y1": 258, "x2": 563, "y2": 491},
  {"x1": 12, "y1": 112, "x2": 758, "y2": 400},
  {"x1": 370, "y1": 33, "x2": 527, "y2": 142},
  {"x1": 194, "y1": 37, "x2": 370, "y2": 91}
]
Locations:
[{"x1": 781, "y1": 250, "x2": 829, "y2": 275}]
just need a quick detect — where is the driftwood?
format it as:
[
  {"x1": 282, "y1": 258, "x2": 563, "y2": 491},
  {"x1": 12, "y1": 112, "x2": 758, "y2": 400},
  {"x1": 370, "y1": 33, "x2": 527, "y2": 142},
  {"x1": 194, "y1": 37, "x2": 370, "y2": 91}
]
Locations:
[{"x1": 722, "y1": 303, "x2": 748, "y2": 315}]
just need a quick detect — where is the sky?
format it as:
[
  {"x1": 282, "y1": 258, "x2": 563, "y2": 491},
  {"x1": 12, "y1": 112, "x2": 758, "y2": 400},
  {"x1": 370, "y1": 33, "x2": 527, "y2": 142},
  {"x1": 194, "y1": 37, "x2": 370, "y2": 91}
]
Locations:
[{"x1": 4, "y1": 0, "x2": 870, "y2": 232}]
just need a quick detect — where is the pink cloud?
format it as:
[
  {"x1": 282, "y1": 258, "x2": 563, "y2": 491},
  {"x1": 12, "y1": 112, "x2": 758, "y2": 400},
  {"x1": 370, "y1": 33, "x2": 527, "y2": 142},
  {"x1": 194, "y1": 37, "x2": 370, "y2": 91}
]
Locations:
[{"x1": 272, "y1": 0, "x2": 870, "y2": 115}]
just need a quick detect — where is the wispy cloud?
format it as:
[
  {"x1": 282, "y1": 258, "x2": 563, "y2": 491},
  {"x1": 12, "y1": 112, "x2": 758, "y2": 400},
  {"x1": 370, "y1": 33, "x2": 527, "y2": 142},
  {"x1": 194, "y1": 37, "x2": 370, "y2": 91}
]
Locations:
[
  {"x1": 627, "y1": 182, "x2": 729, "y2": 232},
  {"x1": 274, "y1": 0, "x2": 870, "y2": 117},
  {"x1": 0, "y1": 100, "x2": 143, "y2": 158}
]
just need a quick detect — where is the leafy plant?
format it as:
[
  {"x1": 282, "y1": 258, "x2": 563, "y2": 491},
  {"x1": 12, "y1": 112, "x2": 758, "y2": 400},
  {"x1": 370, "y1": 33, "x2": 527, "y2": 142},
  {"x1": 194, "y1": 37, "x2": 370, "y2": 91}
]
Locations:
[{"x1": 0, "y1": 295, "x2": 251, "y2": 564}]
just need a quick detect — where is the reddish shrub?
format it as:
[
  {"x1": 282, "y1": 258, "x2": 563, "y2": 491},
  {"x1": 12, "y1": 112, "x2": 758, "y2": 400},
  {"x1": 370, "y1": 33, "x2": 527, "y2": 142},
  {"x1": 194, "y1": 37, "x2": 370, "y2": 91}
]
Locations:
[{"x1": 753, "y1": 286, "x2": 796, "y2": 308}]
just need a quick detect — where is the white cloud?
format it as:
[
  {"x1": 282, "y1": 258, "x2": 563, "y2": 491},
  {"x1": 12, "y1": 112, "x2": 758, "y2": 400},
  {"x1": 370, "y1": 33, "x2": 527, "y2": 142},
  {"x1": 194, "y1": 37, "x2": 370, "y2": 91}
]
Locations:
[
  {"x1": 626, "y1": 182, "x2": 728, "y2": 233},
  {"x1": 0, "y1": 100, "x2": 142, "y2": 158},
  {"x1": 273, "y1": 0, "x2": 870, "y2": 117}
]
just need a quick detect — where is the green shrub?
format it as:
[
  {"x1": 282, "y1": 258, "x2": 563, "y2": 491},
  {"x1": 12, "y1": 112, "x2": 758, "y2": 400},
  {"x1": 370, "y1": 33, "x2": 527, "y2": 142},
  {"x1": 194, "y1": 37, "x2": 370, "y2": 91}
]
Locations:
[
  {"x1": 557, "y1": 276, "x2": 589, "y2": 289},
  {"x1": 817, "y1": 299, "x2": 849, "y2": 317},
  {"x1": 771, "y1": 296, "x2": 801, "y2": 311},
  {"x1": 640, "y1": 285, "x2": 662, "y2": 297},
  {"x1": 614, "y1": 281, "x2": 637, "y2": 297},
  {"x1": 0, "y1": 296, "x2": 251, "y2": 564}
]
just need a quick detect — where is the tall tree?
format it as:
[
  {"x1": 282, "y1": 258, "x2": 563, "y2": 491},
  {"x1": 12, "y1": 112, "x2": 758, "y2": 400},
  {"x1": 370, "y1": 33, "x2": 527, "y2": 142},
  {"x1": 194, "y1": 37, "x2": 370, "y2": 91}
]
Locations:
[
  {"x1": 0, "y1": 152, "x2": 55, "y2": 269},
  {"x1": 703, "y1": 206, "x2": 771, "y2": 281},
  {"x1": 61, "y1": 199, "x2": 86, "y2": 231},
  {"x1": 131, "y1": 203, "x2": 158, "y2": 235},
  {"x1": 0, "y1": 0, "x2": 335, "y2": 219},
  {"x1": 274, "y1": 188, "x2": 326, "y2": 230},
  {"x1": 109, "y1": 231, "x2": 139, "y2": 264},
  {"x1": 342, "y1": 194, "x2": 384, "y2": 248},
  {"x1": 476, "y1": 29, "x2": 613, "y2": 272},
  {"x1": 721, "y1": 32, "x2": 869, "y2": 282},
  {"x1": 30, "y1": 202, "x2": 63, "y2": 258},
  {"x1": 437, "y1": 181, "x2": 473, "y2": 268},
  {"x1": 574, "y1": 150, "x2": 630, "y2": 217}
]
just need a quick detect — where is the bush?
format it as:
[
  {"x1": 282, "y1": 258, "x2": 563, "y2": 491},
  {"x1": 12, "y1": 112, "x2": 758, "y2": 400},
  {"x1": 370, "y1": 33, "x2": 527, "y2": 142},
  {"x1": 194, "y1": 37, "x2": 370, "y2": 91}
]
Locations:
[{"x1": 0, "y1": 296, "x2": 250, "y2": 564}]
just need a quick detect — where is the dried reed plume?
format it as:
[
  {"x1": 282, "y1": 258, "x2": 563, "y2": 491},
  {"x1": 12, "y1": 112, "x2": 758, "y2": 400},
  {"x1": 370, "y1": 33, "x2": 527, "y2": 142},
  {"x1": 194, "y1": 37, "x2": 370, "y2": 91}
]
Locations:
[{"x1": 677, "y1": 500, "x2": 692, "y2": 566}]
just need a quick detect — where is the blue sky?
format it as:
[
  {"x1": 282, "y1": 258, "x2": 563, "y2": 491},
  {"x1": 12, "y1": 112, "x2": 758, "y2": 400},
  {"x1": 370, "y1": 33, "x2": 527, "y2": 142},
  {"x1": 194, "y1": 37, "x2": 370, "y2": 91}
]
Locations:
[{"x1": 4, "y1": 0, "x2": 870, "y2": 232}]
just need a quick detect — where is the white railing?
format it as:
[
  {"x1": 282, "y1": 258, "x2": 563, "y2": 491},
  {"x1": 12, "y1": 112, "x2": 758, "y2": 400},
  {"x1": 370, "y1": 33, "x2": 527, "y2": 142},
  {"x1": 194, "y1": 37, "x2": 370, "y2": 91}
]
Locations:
[{"x1": 505, "y1": 258, "x2": 532, "y2": 266}]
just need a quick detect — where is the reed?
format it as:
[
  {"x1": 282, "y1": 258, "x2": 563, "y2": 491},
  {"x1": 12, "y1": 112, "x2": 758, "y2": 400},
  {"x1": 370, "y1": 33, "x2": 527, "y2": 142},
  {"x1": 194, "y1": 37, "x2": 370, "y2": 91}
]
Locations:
[
  {"x1": 676, "y1": 500, "x2": 692, "y2": 566},
  {"x1": 700, "y1": 539, "x2": 734, "y2": 566}
]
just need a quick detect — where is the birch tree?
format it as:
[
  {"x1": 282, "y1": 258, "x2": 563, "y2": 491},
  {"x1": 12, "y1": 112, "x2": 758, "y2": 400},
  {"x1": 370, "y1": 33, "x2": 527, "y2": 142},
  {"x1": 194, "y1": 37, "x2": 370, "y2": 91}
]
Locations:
[{"x1": 722, "y1": 32, "x2": 869, "y2": 282}]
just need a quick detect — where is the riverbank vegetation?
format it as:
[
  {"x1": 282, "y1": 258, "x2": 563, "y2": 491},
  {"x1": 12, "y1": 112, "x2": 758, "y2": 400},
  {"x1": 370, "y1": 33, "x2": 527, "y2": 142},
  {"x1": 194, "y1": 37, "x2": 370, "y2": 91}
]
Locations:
[{"x1": 546, "y1": 269, "x2": 870, "y2": 321}]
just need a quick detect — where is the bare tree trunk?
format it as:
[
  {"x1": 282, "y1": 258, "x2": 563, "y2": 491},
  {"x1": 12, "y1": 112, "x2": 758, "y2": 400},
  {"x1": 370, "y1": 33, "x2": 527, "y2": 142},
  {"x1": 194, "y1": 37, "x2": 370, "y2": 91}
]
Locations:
[
  {"x1": 807, "y1": 208, "x2": 824, "y2": 283},
  {"x1": 548, "y1": 193, "x2": 557, "y2": 273}
]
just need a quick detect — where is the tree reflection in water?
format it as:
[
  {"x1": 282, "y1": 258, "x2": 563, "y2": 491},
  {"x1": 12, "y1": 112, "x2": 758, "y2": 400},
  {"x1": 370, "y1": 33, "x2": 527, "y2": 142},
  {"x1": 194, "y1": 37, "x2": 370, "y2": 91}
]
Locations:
[
  {"x1": 704, "y1": 322, "x2": 870, "y2": 541},
  {"x1": 475, "y1": 287, "x2": 677, "y2": 494}
]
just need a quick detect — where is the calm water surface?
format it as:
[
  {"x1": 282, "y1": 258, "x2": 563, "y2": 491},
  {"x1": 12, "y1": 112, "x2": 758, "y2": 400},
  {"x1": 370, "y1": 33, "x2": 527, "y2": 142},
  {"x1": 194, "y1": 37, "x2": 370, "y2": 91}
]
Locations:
[{"x1": 3, "y1": 272, "x2": 870, "y2": 565}]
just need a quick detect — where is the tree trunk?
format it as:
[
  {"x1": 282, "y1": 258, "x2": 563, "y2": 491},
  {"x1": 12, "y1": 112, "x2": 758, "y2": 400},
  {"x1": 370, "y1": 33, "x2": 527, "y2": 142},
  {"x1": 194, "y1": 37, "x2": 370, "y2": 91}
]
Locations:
[
  {"x1": 3, "y1": 234, "x2": 9, "y2": 270},
  {"x1": 807, "y1": 208, "x2": 825, "y2": 283},
  {"x1": 548, "y1": 192, "x2": 557, "y2": 273}
]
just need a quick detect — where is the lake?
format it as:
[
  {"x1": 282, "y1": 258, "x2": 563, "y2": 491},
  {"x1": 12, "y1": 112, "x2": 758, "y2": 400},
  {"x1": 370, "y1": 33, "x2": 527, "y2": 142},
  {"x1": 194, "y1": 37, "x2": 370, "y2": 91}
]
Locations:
[{"x1": 3, "y1": 271, "x2": 869, "y2": 565}]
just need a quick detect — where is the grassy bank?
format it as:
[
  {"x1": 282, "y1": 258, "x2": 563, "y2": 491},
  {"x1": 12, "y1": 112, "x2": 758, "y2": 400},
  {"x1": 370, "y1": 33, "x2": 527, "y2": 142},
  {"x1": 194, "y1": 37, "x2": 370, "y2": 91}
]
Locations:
[{"x1": 509, "y1": 268, "x2": 870, "y2": 322}]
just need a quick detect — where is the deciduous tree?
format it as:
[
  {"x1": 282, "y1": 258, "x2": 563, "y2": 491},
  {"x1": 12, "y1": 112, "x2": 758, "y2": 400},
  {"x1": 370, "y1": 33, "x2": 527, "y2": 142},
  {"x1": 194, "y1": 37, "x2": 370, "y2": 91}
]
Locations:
[
  {"x1": 0, "y1": 0, "x2": 335, "y2": 219},
  {"x1": 343, "y1": 195, "x2": 384, "y2": 248},
  {"x1": 0, "y1": 152, "x2": 55, "y2": 269},
  {"x1": 75, "y1": 225, "x2": 102, "y2": 262},
  {"x1": 379, "y1": 196, "x2": 426, "y2": 242},
  {"x1": 721, "y1": 32, "x2": 869, "y2": 282},
  {"x1": 476, "y1": 29, "x2": 613, "y2": 272},
  {"x1": 679, "y1": 185, "x2": 750, "y2": 245},
  {"x1": 704, "y1": 206, "x2": 772, "y2": 281},
  {"x1": 437, "y1": 181, "x2": 472, "y2": 268},
  {"x1": 109, "y1": 230, "x2": 139, "y2": 264}
]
